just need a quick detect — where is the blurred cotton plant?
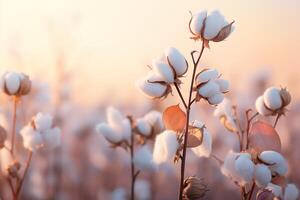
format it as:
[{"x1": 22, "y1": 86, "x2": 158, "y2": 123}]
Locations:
[
  {"x1": 96, "y1": 107, "x2": 163, "y2": 200},
  {"x1": 213, "y1": 85, "x2": 298, "y2": 199},
  {"x1": 0, "y1": 71, "x2": 61, "y2": 200},
  {"x1": 136, "y1": 8, "x2": 234, "y2": 200}
]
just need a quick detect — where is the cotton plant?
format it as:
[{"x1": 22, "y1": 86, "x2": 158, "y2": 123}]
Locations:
[
  {"x1": 136, "y1": 9, "x2": 234, "y2": 199},
  {"x1": 0, "y1": 71, "x2": 61, "y2": 200},
  {"x1": 96, "y1": 107, "x2": 164, "y2": 200},
  {"x1": 214, "y1": 86, "x2": 298, "y2": 200}
]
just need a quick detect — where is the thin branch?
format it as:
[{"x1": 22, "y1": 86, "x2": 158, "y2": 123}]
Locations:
[
  {"x1": 210, "y1": 154, "x2": 223, "y2": 166},
  {"x1": 247, "y1": 182, "x2": 256, "y2": 200},
  {"x1": 273, "y1": 114, "x2": 281, "y2": 128},
  {"x1": 174, "y1": 82, "x2": 187, "y2": 109},
  {"x1": 245, "y1": 110, "x2": 258, "y2": 150},
  {"x1": 10, "y1": 97, "x2": 18, "y2": 155},
  {"x1": 178, "y1": 41, "x2": 205, "y2": 200},
  {"x1": 15, "y1": 151, "x2": 33, "y2": 199}
]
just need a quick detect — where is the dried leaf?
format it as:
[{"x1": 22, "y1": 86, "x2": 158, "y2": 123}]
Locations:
[
  {"x1": 220, "y1": 115, "x2": 237, "y2": 132},
  {"x1": 186, "y1": 126, "x2": 204, "y2": 148},
  {"x1": 163, "y1": 105, "x2": 187, "y2": 132},
  {"x1": 248, "y1": 121, "x2": 281, "y2": 153},
  {"x1": 256, "y1": 189, "x2": 274, "y2": 200},
  {"x1": 211, "y1": 21, "x2": 234, "y2": 42}
]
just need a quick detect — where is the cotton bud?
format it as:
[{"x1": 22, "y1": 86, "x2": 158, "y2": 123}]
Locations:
[
  {"x1": 189, "y1": 10, "x2": 234, "y2": 44},
  {"x1": 136, "y1": 72, "x2": 170, "y2": 99},
  {"x1": 0, "y1": 126, "x2": 7, "y2": 149},
  {"x1": 136, "y1": 118, "x2": 152, "y2": 137},
  {"x1": 164, "y1": 47, "x2": 188, "y2": 77},
  {"x1": 153, "y1": 130, "x2": 179, "y2": 164},
  {"x1": 182, "y1": 176, "x2": 208, "y2": 200},
  {"x1": 6, "y1": 161, "x2": 21, "y2": 178},
  {"x1": 190, "y1": 121, "x2": 212, "y2": 158},
  {"x1": 195, "y1": 68, "x2": 228, "y2": 105},
  {"x1": 256, "y1": 87, "x2": 291, "y2": 116},
  {"x1": 96, "y1": 107, "x2": 132, "y2": 145},
  {"x1": 20, "y1": 113, "x2": 61, "y2": 152},
  {"x1": 254, "y1": 164, "x2": 272, "y2": 188},
  {"x1": 283, "y1": 184, "x2": 299, "y2": 200},
  {"x1": 258, "y1": 151, "x2": 288, "y2": 176},
  {"x1": 1, "y1": 72, "x2": 31, "y2": 96}
]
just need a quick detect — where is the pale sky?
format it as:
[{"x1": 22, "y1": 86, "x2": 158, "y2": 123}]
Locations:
[{"x1": 0, "y1": 0, "x2": 299, "y2": 105}]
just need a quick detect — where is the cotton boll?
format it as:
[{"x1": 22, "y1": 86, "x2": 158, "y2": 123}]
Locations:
[
  {"x1": 254, "y1": 164, "x2": 272, "y2": 188},
  {"x1": 34, "y1": 113, "x2": 53, "y2": 132},
  {"x1": 198, "y1": 81, "x2": 220, "y2": 98},
  {"x1": 96, "y1": 123, "x2": 122, "y2": 143},
  {"x1": 121, "y1": 119, "x2": 132, "y2": 143},
  {"x1": 263, "y1": 87, "x2": 283, "y2": 110},
  {"x1": 144, "y1": 111, "x2": 164, "y2": 133},
  {"x1": 134, "y1": 146, "x2": 155, "y2": 170},
  {"x1": 152, "y1": 60, "x2": 175, "y2": 83},
  {"x1": 208, "y1": 92, "x2": 224, "y2": 105},
  {"x1": 266, "y1": 183, "x2": 282, "y2": 197},
  {"x1": 190, "y1": 11, "x2": 207, "y2": 36},
  {"x1": 215, "y1": 79, "x2": 229, "y2": 93},
  {"x1": 191, "y1": 129, "x2": 212, "y2": 157},
  {"x1": 153, "y1": 130, "x2": 178, "y2": 164},
  {"x1": 259, "y1": 151, "x2": 288, "y2": 176},
  {"x1": 284, "y1": 184, "x2": 299, "y2": 200},
  {"x1": 203, "y1": 10, "x2": 227, "y2": 40},
  {"x1": 23, "y1": 133, "x2": 43, "y2": 152},
  {"x1": 255, "y1": 96, "x2": 273, "y2": 116},
  {"x1": 136, "y1": 118, "x2": 152, "y2": 137},
  {"x1": 221, "y1": 151, "x2": 242, "y2": 182},
  {"x1": 42, "y1": 128, "x2": 61, "y2": 149},
  {"x1": 134, "y1": 180, "x2": 151, "y2": 200},
  {"x1": 136, "y1": 78, "x2": 167, "y2": 98},
  {"x1": 20, "y1": 125, "x2": 36, "y2": 138},
  {"x1": 4, "y1": 72, "x2": 21, "y2": 94},
  {"x1": 234, "y1": 155, "x2": 255, "y2": 185},
  {"x1": 164, "y1": 47, "x2": 188, "y2": 77},
  {"x1": 195, "y1": 69, "x2": 219, "y2": 85},
  {"x1": 106, "y1": 107, "x2": 124, "y2": 128}
]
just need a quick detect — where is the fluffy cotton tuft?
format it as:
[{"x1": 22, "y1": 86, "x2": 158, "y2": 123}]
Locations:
[
  {"x1": 255, "y1": 96, "x2": 273, "y2": 116},
  {"x1": 3, "y1": 72, "x2": 21, "y2": 94},
  {"x1": 1, "y1": 71, "x2": 31, "y2": 96},
  {"x1": 164, "y1": 47, "x2": 188, "y2": 77},
  {"x1": 153, "y1": 130, "x2": 179, "y2": 164},
  {"x1": 133, "y1": 146, "x2": 156, "y2": 170},
  {"x1": 254, "y1": 164, "x2": 272, "y2": 188},
  {"x1": 195, "y1": 69, "x2": 219, "y2": 85},
  {"x1": 136, "y1": 118, "x2": 152, "y2": 137},
  {"x1": 258, "y1": 151, "x2": 288, "y2": 176},
  {"x1": 20, "y1": 113, "x2": 61, "y2": 152},
  {"x1": 143, "y1": 110, "x2": 164, "y2": 134},
  {"x1": 234, "y1": 154, "x2": 255, "y2": 184},
  {"x1": 204, "y1": 10, "x2": 229, "y2": 40},
  {"x1": 96, "y1": 107, "x2": 132, "y2": 144},
  {"x1": 152, "y1": 60, "x2": 175, "y2": 83},
  {"x1": 284, "y1": 184, "x2": 299, "y2": 200},
  {"x1": 198, "y1": 81, "x2": 220, "y2": 98},
  {"x1": 263, "y1": 87, "x2": 282, "y2": 110}
]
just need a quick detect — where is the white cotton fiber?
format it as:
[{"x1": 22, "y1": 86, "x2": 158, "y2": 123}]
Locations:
[
  {"x1": 4, "y1": 72, "x2": 21, "y2": 94},
  {"x1": 165, "y1": 47, "x2": 188, "y2": 77},
  {"x1": 215, "y1": 79, "x2": 229, "y2": 93},
  {"x1": 203, "y1": 10, "x2": 228, "y2": 40},
  {"x1": 255, "y1": 96, "x2": 273, "y2": 116},
  {"x1": 263, "y1": 87, "x2": 283, "y2": 110},
  {"x1": 254, "y1": 164, "x2": 272, "y2": 187},
  {"x1": 152, "y1": 60, "x2": 175, "y2": 83},
  {"x1": 133, "y1": 146, "x2": 155, "y2": 170},
  {"x1": 198, "y1": 80, "x2": 220, "y2": 98},
  {"x1": 259, "y1": 151, "x2": 288, "y2": 176},
  {"x1": 136, "y1": 77, "x2": 167, "y2": 98},
  {"x1": 266, "y1": 183, "x2": 282, "y2": 197},
  {"x1": 191, "y1": 129, "x2": 212, "y2": 158},
  {"x1": 136, "y1": 118, "x2": 152, "y2": 136},
  {"x1": 234, "y1": 154, "x2": 255, "y2": 184},
  {"x1": 34, "y1": 113, "x2": 53, "y2": 132},
  {"x1": 96, "y1": 123, "x2": 121, "y2": 143},
  {"x1": 190, "y1": 11, "x2": 207, "y2": 36},
  {"x1": 208, "y1": 92, "x2": 224, "y2": 105},
  {"x1": 144, "y1": 110, "x2": 164, "y2": 133},
  {"x1": 284, "y1": 184, "x2": 299, "y2": 200},
  {"x1": 195, "y1": 69, "x2": 219, "y2": 85}
]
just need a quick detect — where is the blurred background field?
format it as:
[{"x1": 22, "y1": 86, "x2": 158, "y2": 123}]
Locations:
[{"x1": 0, "y1": 0, "x2": 299, "y2": 199}]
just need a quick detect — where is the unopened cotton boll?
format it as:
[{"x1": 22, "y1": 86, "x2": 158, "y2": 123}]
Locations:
[
  {"x1": 136, "y1": 118, "x2": 152, "y2": 137},
  {"x1": 263, "y1": 87, "x2": 283, "y2": 110},
  {"x1": 258, "y1": 151, "x2": 288, "y2": 176},
  {"x1": 133, "y1": 146, "x2": 155, "y2": 170},
  {"x1": 164, "y1": 47, "x2": 188, "y2": 77},
  {"x1": 284, "y1": 184, "x2": 299, "y2": 200},
  {"x1": 195, "y1": 69, "x2": 219, "y2": 85},
  {"x1": 152, "y1": 60, "x2": 175, "y2": 83},
  {"x1": 254, "y1": 164, "x2": 272, "y2": 188},
  {"x1": 153, "y1": 130, "x2": 178, "y2": 164},
  {"x1": 255, "y1": 96, "x2": 273, "y2": 116},
  {"x1": 191, "y1": 128, "x2": 212, "y2": 157},
  {"x1": 198, "y1": 80, "x2": 220, "y2": 98}
]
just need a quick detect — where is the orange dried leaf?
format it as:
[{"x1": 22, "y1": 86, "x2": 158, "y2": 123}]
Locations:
[
  {"x1": 248, "y1": 121, "x2": 281, "y2": 153},
  {"x1": 163, "y1": 104, "x2": 186, "y2": 132},
  {"x1": 186, "y1": 127, "x2": 203, "y2": 148}
]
